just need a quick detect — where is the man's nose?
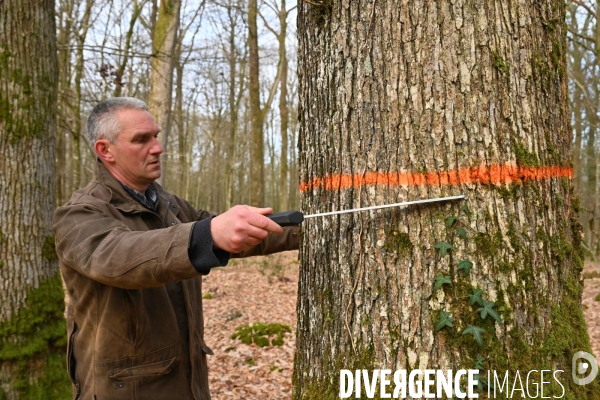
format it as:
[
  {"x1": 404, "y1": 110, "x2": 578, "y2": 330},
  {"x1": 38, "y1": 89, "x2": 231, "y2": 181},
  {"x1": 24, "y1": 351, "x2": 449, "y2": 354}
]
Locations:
[{"x1": 150, "y1": 137, "x2": 163, "y2": 155}]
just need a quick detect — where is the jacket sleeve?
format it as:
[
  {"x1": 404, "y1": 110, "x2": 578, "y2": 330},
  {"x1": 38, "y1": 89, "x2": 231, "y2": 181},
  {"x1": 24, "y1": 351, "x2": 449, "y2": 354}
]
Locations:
[
  {"x1": 231, "y1": 225, "x2": 300, "y2": 258},
  {"x1": 53, "y1": 201, "x2": 216, "y2": 289},
  {"x1": 174, "y1": 195, "x2": 301, "y2": 260}
]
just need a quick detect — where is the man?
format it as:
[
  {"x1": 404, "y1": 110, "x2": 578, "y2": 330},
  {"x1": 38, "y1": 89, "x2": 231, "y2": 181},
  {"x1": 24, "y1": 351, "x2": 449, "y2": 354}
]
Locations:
[{"x1": 53, "y1": 97, "x2": 299, "y2": 400}]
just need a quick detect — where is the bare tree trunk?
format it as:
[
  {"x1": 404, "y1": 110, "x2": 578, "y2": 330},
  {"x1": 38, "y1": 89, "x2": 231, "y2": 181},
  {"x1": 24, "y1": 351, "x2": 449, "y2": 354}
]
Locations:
[
  {"x1": 294, "y1": 1, "x2": 598, "y2": 398},
  {"x1": 278, "y1": 0, "x2": 289, "y2": 212},
  {"x1": 56, "y1": 0, "x2": 74, "y2": 206},
  {"x1": 568, "y1": 5, "x2": 584, "y2": 195},
  {"x1": 248, "y1": 0, "x2": 264, "y2": 206},
  {"x1": 149, "y1": 0, "x2": 181, "y2": 188},
  {"x1": 174, "y1": 53, "x2": 186, "y2": 196},
  {"x1": 0, "y1": 0, "x2": 68, "y2": 398},
  {"x1": 225, "y1": 2, "x2": 240, "y2": 210},
  {"x1": 289, "y1": 87, "x2": 299, "y2": 211},
  {"x1": 113, "y1": 0, "x2": 141, "y2": 97},
  {"x1": 150, "y1": 0, "x2": 158, "y2": 40},
  {"x1": 71, "y1": 0, "x2": 93, "y2": 191}
]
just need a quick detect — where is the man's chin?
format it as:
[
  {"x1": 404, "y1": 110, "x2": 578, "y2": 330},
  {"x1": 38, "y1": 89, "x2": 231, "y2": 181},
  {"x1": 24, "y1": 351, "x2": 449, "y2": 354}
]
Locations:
[{"x1": 145, "y1": 168, "x2": 161, "y2": 182}]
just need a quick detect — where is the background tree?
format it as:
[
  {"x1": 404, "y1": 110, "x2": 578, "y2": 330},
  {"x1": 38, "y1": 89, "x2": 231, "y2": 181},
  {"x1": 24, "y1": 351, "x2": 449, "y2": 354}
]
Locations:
[
  {"x1": 567, "y1": 0, "x2": 600, "y2": 258},
  {"x1": 149, "y1": 0, "x2": 181, "y2": 187},
  {"x1": 294, "y1": 0, "x2": 598, "y2": 398},
  {"x1": 51, "y1": 0, "x2": 300, "y2": 214},
  {"x1": 0, "y1": 0, "x2": 68, "y2": 398},
  {"x1": 248, "y1": 0, "x2": 264, "y2": 205}
]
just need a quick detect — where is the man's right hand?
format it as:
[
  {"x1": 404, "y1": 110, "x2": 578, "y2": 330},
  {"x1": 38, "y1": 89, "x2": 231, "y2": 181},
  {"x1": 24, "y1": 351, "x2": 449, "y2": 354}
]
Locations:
[{"x1": 210, "y1": 205, "x2": 284, "y2": 253}]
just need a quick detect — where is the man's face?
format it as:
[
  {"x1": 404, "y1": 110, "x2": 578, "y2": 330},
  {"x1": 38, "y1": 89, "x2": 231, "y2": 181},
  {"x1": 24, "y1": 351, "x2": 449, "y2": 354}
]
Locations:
[{"x1": 107, "y1": 109, "x2": 163, "y2": 190}]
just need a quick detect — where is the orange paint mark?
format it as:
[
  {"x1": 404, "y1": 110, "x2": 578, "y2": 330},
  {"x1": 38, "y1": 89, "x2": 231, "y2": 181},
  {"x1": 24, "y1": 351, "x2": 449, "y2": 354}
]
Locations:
[{"x1": 299, "y1": 163, "x2": 573, "y2": 192}]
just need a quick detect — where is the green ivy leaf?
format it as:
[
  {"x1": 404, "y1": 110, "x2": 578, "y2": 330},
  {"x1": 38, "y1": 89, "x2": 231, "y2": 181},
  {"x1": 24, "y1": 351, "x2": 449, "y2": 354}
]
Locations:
[
  {"x1": 468, "y1": 289, "x2": 484, "y2": 306},
  {"x1": 477, "y1": 300, "x2": 502, "y2": 323},
  {"x1": 435, "y1": 242, "x2": 453, "y2": 257},
  {"x1": 460, "y1": 204, "x2": 470, "y2": 215},
  {"x1": 434, "y1": 274, "x2": 452, "y2": 292},
  {"x1": 457, "y1": 259, "x2": 473, "y2": 275},
  {"x1": 446, "y1": 216, "x2": 457, "y2": 228},
  {"x1": 474, "y1": 374, "x2": 490, "y2": 392},
  {"x1": 463, "y1": 325, "x2": 486, "y2": 347},
  {"x1": 457, "y1": 228, "x2": 467, "y2": 239},
  {"x1": 435, "y1": 311, "x2": 454, "y2": 332},
  {"x1": 474, "y1": 356, "x2": 486, "y2": 370}
]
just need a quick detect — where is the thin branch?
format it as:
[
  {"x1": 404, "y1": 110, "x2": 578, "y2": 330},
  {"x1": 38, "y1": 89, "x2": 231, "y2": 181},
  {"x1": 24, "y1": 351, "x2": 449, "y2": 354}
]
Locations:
[
  {"x1": 567, "y1": 26, "x2": 597, "y2": 45},
  {"x1": 258, "y1": 10, "x2": 278, "y2": 37},
  {"x1": 570, "y1": 0, "x2": 597, "y2": 19},
  {"x1": 569, "y1": 37, "x2": 596, "y2": 53},
  {"x1": 261, "y1": 69, "x2": 281, "y2": 119},
  {"x1": 570, "y1": 75, "x2": 599, "y2": 122},
  {"x1": 262, "y1": 0, "x2": 279, "y2": 15}
]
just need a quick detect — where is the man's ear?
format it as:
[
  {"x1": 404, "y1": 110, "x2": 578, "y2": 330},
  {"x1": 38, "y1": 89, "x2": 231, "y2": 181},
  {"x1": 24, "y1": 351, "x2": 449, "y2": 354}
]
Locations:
[{"x1": 95, "y1": 139, "x2": 115, "y2": 163}]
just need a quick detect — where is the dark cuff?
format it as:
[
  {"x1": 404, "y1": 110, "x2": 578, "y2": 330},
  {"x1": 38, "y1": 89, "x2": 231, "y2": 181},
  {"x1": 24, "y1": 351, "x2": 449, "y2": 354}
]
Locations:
[{"x1": 188, "y1": 217, "x2": 230, "y2": 274}]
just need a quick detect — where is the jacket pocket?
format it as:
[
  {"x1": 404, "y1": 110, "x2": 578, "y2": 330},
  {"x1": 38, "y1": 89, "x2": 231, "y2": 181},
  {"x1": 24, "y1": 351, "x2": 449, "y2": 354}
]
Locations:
[{"x1": 108, "y1": 357, "x2": 179, "y2": 382}]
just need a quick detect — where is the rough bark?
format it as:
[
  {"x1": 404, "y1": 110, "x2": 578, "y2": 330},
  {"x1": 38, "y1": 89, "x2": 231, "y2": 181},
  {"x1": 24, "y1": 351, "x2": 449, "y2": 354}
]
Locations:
[
  {"x1": 0, "y1": 0, "x2": 68, "y2": 398},
  {"x1": 295, "y1": 0, "x2": 598, "y2": 398},
  {"x1": 148, "y1": 0, "x2": 180, "y2": 188}
]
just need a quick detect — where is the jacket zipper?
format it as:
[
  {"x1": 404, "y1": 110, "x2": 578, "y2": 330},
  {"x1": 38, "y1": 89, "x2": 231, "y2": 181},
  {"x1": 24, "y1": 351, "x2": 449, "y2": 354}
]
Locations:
[{"x1": 68, "y1": 327, "x2": 81, "y2": 399}]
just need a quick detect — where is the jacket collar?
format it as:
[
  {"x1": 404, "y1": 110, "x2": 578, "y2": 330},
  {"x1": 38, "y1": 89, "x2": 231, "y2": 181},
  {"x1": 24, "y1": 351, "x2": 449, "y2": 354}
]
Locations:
[{"x1": 93, "y1": 158, "x2": 173, "y2": 214}]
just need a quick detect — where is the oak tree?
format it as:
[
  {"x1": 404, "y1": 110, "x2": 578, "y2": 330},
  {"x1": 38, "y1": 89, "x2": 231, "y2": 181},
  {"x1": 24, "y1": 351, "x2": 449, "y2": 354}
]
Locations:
[{"x1": 294, "y1": 1, "x2": 598, "y2": 398}]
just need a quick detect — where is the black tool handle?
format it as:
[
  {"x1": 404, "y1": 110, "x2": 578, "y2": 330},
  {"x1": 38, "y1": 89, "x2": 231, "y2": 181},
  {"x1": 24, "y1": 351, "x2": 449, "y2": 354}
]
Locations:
[{"x1": 266, "y1": 210, "x2": 304, "y2": 227}]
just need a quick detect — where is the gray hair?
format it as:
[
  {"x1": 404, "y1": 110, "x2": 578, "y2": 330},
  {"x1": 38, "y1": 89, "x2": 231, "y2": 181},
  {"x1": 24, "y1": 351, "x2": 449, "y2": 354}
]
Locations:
[{"x1": 86, "y1": 97, "x2": 148, "y2": 144}]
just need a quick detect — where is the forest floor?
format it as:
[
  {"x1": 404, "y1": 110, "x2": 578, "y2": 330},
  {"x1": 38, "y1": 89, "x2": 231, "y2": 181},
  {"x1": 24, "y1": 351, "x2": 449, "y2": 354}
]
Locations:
[{"x1": 203, "y1": 251, "x2": 600, "y2": 400}]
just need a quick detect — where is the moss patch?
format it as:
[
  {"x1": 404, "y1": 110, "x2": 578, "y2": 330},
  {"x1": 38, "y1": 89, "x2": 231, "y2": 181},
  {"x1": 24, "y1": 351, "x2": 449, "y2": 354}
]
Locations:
[
  {"x1": 514, "y1": 141, "x2": 540, "y2": 167},
  {"x1": 384, "y1": 230, "x2": 413, "y2": 256},
  {"x1": 473, "y1": 231, "x2": 502, "y2": 259},
  {"x1": 42, "y1": 235, "x2": 58, "y2": 261},
  {"x1": 492, "y1": 52, "x2": 509, "y2": 75},
  {"x1": 0, "y1": 272, "x2": 70, "y2": 399},
  {"x1": 295, "y1": 346, "x2": 380, "y2": 400},
  {"x1": 231, "y1": 322, "x2": 291, "y2": 347}
]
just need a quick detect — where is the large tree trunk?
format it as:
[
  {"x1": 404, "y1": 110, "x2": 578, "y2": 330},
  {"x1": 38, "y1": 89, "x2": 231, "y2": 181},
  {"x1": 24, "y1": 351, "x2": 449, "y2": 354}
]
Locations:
[
  {"x1": 0, "y1": 0, "x2": 68, "y2": 398},
  {"x1": 294, "y1": 1, "x2": 598, "y2": 398},
  {"x1": 149, "y1": 0, "x2": 180, "y2": 188}
]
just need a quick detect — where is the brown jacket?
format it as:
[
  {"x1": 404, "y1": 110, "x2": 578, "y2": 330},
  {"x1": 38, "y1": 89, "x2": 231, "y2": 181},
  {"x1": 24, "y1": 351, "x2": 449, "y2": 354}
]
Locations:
[{"x1": 53, "y1": 160, "x2": 299, "y2": 400}]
